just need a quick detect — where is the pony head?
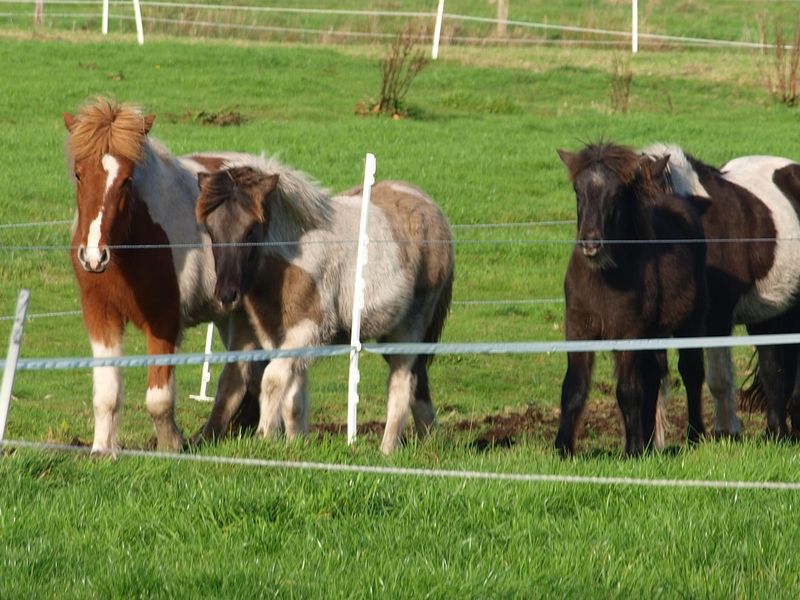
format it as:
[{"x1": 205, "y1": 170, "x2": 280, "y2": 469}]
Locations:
[
  {"x1": 557, "y1": 142, "x2": 666, "y2": 269},
  {"x1": 64, "y1": 97, "x2": 155, "y2": 273},
  {"x1": 196, "y1": 166, "x2": 279, "y2": 308}
]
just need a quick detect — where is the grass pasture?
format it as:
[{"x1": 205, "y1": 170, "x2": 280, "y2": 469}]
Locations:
[{"x1": 2, "y1": 17, "x2": 800, "y2": 597}]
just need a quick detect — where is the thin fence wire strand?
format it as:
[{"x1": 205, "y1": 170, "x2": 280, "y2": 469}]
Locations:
[
  {"x1": 2, "y1": 439, "x2": 800, "y2": 491},
  {"x1": 0, "y1": 235, "x2": 797, "y2": 252}
]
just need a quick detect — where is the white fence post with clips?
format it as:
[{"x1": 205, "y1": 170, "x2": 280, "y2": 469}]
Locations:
[
  {"x1": 0, "y1": 289, "x2": 30, "y2": 442},
  {"x1": 190, "y1": 323, "x2": 215, "y2": 402},
  {"x1": 432, "y1": 0, "x2": 445, "y2": 59},
  {"x1": 102, "y1": 0, "x2": 145, "y2": 45},
  {"x1": 347, "y1": 153, "x2": 376, "y2": 445}
]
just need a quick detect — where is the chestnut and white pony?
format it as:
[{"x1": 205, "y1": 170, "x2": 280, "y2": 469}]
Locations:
[
  {"x1": 195, "y1": 158, "x2": 455, "y2": 454},
  {"x1": 64, "y1": 96, "x2": 265, "y2": 453}
]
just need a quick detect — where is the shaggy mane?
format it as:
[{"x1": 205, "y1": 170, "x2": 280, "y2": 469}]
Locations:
[
  {"x1": 199, "y1": 154, "x2": 333, "y2": 233},
  {"x1": 67, "y1": 97, "x2": 149, "y2": 163},
  {"x1": 565, "y1": 142, "x2": 641, "y2": 185},
  {"x1": 196, "y1": 167, "x2": 269, "y2": 224}
]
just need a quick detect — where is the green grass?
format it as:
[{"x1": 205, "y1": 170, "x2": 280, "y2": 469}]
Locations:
[{"x1": 2, "y1": 25, "x2": 800, "y2": 597}]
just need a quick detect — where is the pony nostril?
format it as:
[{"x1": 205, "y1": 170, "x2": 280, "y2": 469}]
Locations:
[
  {"x1": 100, "y1": 247, "x2": 111, "y2": 267},
  {"x1": 78, "y1": 245, "x2": 87, "y2": 264}
]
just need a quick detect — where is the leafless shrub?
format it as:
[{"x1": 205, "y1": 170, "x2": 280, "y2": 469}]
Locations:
[
  {"x1": 357, "y1": 23, "x2": 429, "y2": 118},
  {"x1": 609, "y1": 53, "x2": 633, "y2": 114},
  {"x1": 761, "y1": 18, "x2": 800, "y2": 107}
]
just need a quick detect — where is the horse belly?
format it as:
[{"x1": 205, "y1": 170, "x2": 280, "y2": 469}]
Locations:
[{"x1": 723, "y1": 158, "x2": 800, "y2": 323}]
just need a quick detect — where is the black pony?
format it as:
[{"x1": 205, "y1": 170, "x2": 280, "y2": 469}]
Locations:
[
  {"x1": 555, "y1": 143, "x2": 708, "y2": 456},
  {"x1": 643, "y1": 144, "x2": 800, "y2": 439}
]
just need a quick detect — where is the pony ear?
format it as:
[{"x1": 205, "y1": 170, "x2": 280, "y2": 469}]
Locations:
[
  {"x1": 63, "y1": 112, "x2": 76, "y2": 132},
  {"x1": 253, "y1": 174, "x2": 280, "y2": 224},
  {"x1": 556, "y1": 149, "x2": 577, "y2": 174},
  {"x1": 646, "y1": 154, "x2": 671, "y2": 179},
  {"x1": 143, "y1": 114, "x2": 156, "y2": 135},
  {"x1": 197, "y1": 171, "x2": 211, "y2": 190}
]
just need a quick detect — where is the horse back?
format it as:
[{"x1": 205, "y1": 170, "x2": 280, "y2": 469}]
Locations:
[{"x1": 368, "y1": 180, "x2": 454, "y2": 290}]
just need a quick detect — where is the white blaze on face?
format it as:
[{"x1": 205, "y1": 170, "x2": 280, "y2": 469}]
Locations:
[{"x1": 84, "y1": 154, "x2": 120, "y2": 264}]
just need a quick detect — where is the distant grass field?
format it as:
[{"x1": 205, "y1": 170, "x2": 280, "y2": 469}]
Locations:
[{"x1": 2, "y1": 21, "x2": 800, "y2": 597}]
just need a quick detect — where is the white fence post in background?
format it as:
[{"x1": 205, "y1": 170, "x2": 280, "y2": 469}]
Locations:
[
  {"x1": 133, "y1": 0, "x2": 144, "y2": 45},
  {"x1": 431, "y1": 0, "x2": 445, "y2": 59},
  {"x1": 190, "y1": 323, "x2": 215, "y2": 402},
  {"x1": 347, "y1": 153, "x2": 376, "y2": 445},
  {"x1": 101, "y1": 0, "x2": 145, "y2": 45},
  {"x1": 632, "y1": 0, "x2": 638, "y2": 53},
  {"x1": 0, "y1": 290, "x2": 30, "y2": 442},
  {"x1": 102, "y1": 0, "x2": 109, "y2": 34}
]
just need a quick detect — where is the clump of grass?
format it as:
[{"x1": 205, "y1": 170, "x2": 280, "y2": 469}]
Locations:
[
  {"x1": 760, "y1": 18, "x2": 800, "y2": 107},
  {"x1": 609, "y1": 53, "x2": 633, "y2": 114},
  {"x1": 357, "y1": 22, "x2": 429, "y2": 118},
  {"x1": 163, "y1": 106, "x2": 247, "y2": 126}
]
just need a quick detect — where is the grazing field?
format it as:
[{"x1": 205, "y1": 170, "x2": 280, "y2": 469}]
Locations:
[{"x1": 2, "y1": 23, "x2": 800, "y2": 597}]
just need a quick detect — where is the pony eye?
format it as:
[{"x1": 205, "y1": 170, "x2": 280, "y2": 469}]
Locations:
[{"x1": 74, "y1": 172, "x2": 81, "y2": 183}]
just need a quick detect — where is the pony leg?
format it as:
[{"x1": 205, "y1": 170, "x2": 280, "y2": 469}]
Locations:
[
  {"x1": 756, "y1": 345, "x2": 789, "y2": 439},
  {"x1": 555, "y1": 351, "x2": 594, "y2": 456},
  {"x1": 678, "y1": 347, "x2": 706, "y2": 443},
  {"x1": 196, "y1": 360, "x2": 250, "y2": 444},
  {"x1": 615, "y1": 352, "x2": 647, "y2": 457},
  {"x1": 705, "y1": 347, "x2": 742, "y2": 438},
  {"x1": 257, "y1": 358, "x2": 310, "y2": 439},
  {"x1": 381, "y1": 355, "x2": 416, "y2": 455},
  {"x1": 89, "y1": 338, "x2": 124, "y2": 455},
  {"x1": 639, "y1": 352, "x2": 663, "y2": 452},
  {"x1": 145, "y1": 335, "x2": 184, "y2": 451},
  {"x1": 281, "y1": 367, "x2": 309, "y2": 441},
  {"x1": 787, "y1": 348, "x2": 800, "y2": 437},
  {"x1": 410, "y1": 357, "x2": 436, "y2": 439}
]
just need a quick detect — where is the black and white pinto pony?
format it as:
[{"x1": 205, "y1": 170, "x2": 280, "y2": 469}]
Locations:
[
  {"x1": 195, "y1": 158, "x2": 455, "y2": 454},
  {"x1": 643, "y1": 143, "x2": 800, "y2": 438},
  {"x1": 555, "y1": 143, "x2": 708, "y2": 456}
]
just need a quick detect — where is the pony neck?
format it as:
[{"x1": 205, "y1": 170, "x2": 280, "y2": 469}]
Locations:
[{"x1": 262, "y1": 160, "x2": 334, "y2": 242}]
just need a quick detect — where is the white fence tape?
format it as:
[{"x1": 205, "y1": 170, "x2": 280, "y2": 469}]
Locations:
[{"x1": 3, "y1": 333, "x2": 800, "y2": 373}]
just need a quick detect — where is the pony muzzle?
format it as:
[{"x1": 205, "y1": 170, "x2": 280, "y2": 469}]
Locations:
[
  {"x1": 580, "y1": 239, "x2": 602, "y2": 257},
  {"x1": 215, "y1": 284, "x2": 242, "y2": 309},
  {"x1": 78, "y1": 244, "x2": 111, "y2": 273}
]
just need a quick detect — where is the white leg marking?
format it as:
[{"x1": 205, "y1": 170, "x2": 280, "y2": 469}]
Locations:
[
  {"x1": 145, "y1": 378, "x2": 174, "y2": 421},
  {"x1": 381, "y1": 357, "x2": 415, "y2": 454},
  {"x1": 90, "y1": 339, "x2": 123, "y2": 454},
  {"x1": 705, "y1": 347, "x2": 742, "y2": 436},
  {"x1": 254, "y1": 319, "x2": 318, "y2": 440},
  {"x1": 257, "y1": 358, "x2": 295, "y2": 438}
]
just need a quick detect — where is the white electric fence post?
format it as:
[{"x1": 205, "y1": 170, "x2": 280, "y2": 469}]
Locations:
[
  {"x1": 101, "y1": 0, "x2": 144, "y2": 45},
  {"x1": 133, "y1": 0, "x2": 145, "y2": 45},
  {"x1": 347, "y1": 153, "x2": 376, "y2": 445},
  {"x1": 102, "y1": 0, "x2": 109, "y2": 34},
  {"x1": 432, "y1": 0, "x2": 445, "y2": 59},
  {"x1": 632, "y1": 0, "x2": 638, "y2": 53},
  {"x1": 0, "y1": 289, "x2": 30, "y2": 442},
  {"x1": 190, "y1": 323, "x2": 215, "y2": 402}
]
